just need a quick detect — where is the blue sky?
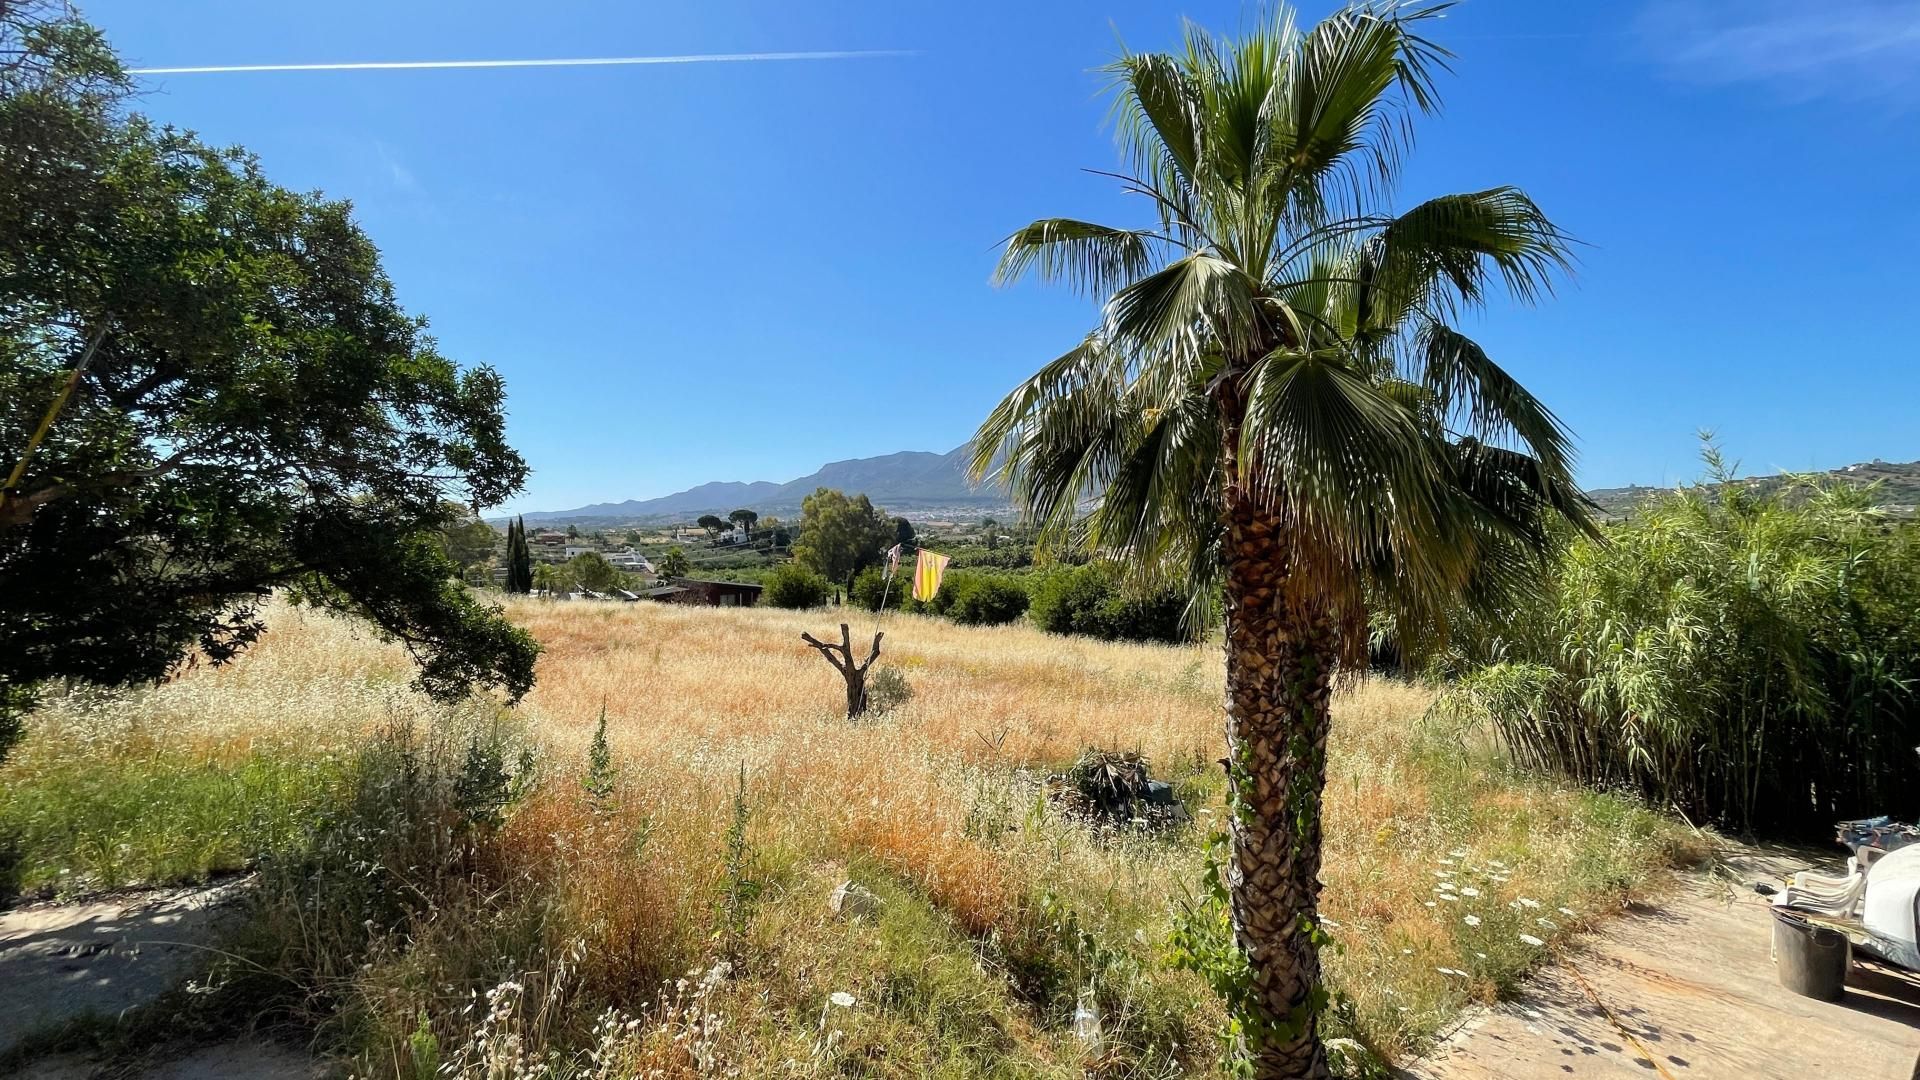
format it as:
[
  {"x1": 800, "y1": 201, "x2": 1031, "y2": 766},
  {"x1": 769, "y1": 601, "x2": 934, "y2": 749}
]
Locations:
[{"x1": 89, "y1": 0, "x2": 1920, "y2": 513}]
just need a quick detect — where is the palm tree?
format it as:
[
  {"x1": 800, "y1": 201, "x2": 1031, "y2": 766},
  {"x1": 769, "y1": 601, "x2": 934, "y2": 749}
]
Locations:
[{"x1": 971, "y1": 6, "x2": 1594, "y2": 1076}]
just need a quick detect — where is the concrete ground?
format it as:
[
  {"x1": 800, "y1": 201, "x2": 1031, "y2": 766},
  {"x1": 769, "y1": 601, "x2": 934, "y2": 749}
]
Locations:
[
  {"x1": 1406, "y1": 848, "x2": 1920, "y2": 1080},
  {"x1": 0, "y1": 880, "x2": 248, "y2": 1057},
  {"x1": 0, "y1": 879, "x2": 321, "y2": 1079},
  {"x1": 16, "y1": 1040, "x2": 322, "y2": 1080}
]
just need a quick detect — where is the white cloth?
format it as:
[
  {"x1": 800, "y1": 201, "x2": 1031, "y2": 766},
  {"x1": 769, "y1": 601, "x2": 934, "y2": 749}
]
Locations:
[{"x1": 1861, "y1": 844, "x2": 1920, "y2": 970}]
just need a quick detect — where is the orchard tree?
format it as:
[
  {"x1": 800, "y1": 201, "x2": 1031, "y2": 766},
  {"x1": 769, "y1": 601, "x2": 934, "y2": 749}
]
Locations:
[{"x1": 0, "y1": 5, "x2": 537, "y2": 722}]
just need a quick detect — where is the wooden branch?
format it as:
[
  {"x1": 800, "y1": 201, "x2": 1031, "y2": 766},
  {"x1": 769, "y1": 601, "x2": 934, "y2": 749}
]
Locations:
[
  {"x1": 855, "y1": 631, "x2": 884, "y2": 676},
  {"x1": 800, "y1": 629, "x2": 851, "y2": 674}
]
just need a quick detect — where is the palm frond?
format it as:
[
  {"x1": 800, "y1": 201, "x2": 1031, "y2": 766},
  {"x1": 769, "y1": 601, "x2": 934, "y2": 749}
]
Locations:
[
  {"x1": 993, "y1": 218, "x2": 1164, "y2": 298},
  {"x1": 980, "y1": 2, "x2": 1585, "y2": 668},
  {"x1": 1104, "y1": 252, "x2": 1258, "y2": 358},
  {"x1": 1262, "y1": 3, "x2": 1453, "y2": 233},
  {"x1": 1107, "y1": 49, "x2": 1207, "y2": 197},
  {"x1": 1418, "y1": 323, "x2": 1574, "y2": 473},
  {"x1": 1238, "y1": 348, "x2": 1443, "y2": 561},
  {"x1": 1364, "y1": 187, "x2": 1573, "y2": 324}
]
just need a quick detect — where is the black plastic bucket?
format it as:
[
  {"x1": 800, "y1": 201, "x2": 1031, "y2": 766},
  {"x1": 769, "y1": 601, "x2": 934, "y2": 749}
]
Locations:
[{"x1": 1772, "y1": 908, "x2": 1849, "y2": 1001}]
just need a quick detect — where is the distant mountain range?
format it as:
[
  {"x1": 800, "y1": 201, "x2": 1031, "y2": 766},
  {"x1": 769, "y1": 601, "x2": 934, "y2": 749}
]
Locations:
[
  {"x1": 514, "y1": 446, "x2": 1006, "y2": 524},
  {"x1": 511, "y1": 447, "x2": 1920, "y2": 526}
]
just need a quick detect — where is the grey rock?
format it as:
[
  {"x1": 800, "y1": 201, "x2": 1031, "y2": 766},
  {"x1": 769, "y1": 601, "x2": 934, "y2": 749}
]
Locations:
[{"x1": 829, "y1": 880, "x2": 881, "y2": 920}]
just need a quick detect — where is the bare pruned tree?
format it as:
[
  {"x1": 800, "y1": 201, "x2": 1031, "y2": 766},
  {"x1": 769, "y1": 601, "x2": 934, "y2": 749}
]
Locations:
[{"x1": 800, "y1": 623, "x2": 883, "y2": 719}]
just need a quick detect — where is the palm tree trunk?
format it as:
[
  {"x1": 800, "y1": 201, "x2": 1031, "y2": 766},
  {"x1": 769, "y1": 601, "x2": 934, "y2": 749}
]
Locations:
[{"x1": 1222, "y1": 491, "x2": 1336, "y2": 1080}]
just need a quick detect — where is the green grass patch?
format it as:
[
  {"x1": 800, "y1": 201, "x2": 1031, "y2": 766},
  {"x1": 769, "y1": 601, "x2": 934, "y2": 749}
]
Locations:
[{"x1": 0, "y1": 750, "x2": 355, "y2": 896}]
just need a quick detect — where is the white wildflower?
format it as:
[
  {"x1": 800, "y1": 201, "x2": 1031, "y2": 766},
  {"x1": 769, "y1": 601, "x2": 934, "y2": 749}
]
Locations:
[
  {"x1": 1460, "y1": 887, "x2": 1481, "y2": 898},
  {"x1": 1518, "y1": 934, "x2": 1545, "y2": 947},
  {"x1": 829, "y1": 991, "x2": 855, "y2": 1008},
  {"x1": 1463, "y1": 914, "x2": 1481, "y2": 927}
]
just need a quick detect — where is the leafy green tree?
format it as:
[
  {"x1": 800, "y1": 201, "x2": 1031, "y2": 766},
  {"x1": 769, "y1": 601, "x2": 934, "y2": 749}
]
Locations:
[
  {"x1": 566, "y1": 551, "x2": 625, "y2": 593},
  {"x1": 728, "y1": 508, "x2": 758, "y2": 539},
  {"x1": 761, "y1": 563, "x2": 830, "y2": 609},
  {"x1": 891, "y1": 516, "x2": 916, "y2": 550},
  {"x1": 792, "y1": 488, "x2": 893, "y2": 596},
  {"x1": 0, "y1": 6, "x2": 537, "y2": 710},
  {"x1": 696, "y1": 514, "x2": 727, "y2": 539},
  {"x1": 655, "y1": 546, "x2": 691, "y2": 579},
  {"x1": 440, "y1": 511, "x2": 499, "y2": 573},
  {"x1": 971, "y1": 8, "x2": 1589, "y2": 1073},
  {"x1": 532, "y1": 562, "x2": 576, "y2": 595},
  {"x1": 980, "y1": 516, "x2": 999, "y2": 550},
  {"x1": 566, "y1": 524, "x2": 580, "y2": 540}
]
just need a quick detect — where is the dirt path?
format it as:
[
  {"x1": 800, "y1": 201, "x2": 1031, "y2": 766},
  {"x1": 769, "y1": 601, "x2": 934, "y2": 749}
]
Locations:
[
  {"x1": 1406, "y1": 850, "x2": 1920, "y2": 1080},
  {"x1": 0, "y1": 880, "x2": 321, "y2": 1079}
]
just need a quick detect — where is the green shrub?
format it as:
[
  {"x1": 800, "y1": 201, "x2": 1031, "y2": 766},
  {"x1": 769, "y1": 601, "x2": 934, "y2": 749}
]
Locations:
[
  {"x1": 938, "y1": 573, "x2": 1030, "y2": 627},
  {"x1": 1028, "y1": 564, "x2": 1188, "y2": 644},
  {"x1": 852, "y1": 565, "x2": 908, "y2": 612},
  {"x1": 1435, "y1": 445, "x2": 1920, "y2": 833},
  {"x1": 864, "y1": 666, "x2": 915, "y2": 714},
  {"x1": 761, "y1": 564, "x2": 831, "y2": 609}
]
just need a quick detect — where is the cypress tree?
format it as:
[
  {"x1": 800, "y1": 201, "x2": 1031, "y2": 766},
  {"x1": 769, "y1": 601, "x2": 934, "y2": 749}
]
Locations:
[{"x1": 508, "y1": 516, "x2": 533, "y2": 593}]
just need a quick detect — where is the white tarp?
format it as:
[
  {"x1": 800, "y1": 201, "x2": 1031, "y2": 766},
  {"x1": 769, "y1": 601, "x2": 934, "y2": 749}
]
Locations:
[{"x1": 1862, "y1": 843, "x2": 1920, "y2": 970}]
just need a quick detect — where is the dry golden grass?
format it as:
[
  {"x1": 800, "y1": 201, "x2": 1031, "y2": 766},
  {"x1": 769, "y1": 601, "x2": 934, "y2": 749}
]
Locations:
[{"x1": 3, "y1": 597, "x2": 1696, "y2": 1075}]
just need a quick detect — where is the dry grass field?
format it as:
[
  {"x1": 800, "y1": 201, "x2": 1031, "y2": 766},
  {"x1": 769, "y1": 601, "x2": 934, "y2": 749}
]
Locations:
[{"x1": 0, "y1": 598, "x2": 1698, "y2": 1077}]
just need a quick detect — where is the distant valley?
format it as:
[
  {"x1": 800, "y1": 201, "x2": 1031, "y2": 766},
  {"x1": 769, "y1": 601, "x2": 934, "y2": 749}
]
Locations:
[{"x1": 513, "y1": 448, "x2": 1920, "y2": 526}]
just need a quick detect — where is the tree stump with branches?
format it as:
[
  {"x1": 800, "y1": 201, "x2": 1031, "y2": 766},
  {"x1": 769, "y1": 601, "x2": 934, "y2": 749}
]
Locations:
[{"x1": 800, "y1": 623, "x2": 883, "y2": 719}]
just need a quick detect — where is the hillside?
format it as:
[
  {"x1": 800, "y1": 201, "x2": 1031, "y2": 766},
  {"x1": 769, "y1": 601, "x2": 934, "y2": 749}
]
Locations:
[
  {"x1": 1587, "y1": 458, "x2": 1920, "y2": 519},
  {"x1": 517, "y1": 445, "x2": 1003, "y2": 524},
  {"x1": 517, "y1": 449, "x2": 1920, "y2": 526}
]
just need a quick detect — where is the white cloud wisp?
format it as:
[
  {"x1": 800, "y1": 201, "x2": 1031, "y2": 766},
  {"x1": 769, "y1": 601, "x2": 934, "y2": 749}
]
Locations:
[{"x1": 128, "y1": 50, "x2": 917, "y2": 77}]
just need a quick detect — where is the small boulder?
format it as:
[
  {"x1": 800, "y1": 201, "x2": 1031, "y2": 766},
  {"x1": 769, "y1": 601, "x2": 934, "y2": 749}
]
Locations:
[{"x1": 829, "y1": 880, "x2": 880, "y2": 920}]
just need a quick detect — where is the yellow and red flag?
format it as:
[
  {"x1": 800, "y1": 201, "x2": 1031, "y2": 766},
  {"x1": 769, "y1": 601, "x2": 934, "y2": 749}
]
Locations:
[{"x1": 912, "y1": 548, "x2": 950, "y2": 603}]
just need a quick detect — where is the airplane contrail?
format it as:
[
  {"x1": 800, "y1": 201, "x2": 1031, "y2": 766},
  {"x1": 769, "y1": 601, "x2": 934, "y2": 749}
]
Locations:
[{"x1": 127, "y1": 49, "x2": 917, "y2": 76}]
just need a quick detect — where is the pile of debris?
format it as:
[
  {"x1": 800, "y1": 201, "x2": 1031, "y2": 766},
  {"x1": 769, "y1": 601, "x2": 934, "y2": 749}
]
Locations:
[{"x1": 1047, "y1": 748, "x2": 1188, "y2": 830}]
